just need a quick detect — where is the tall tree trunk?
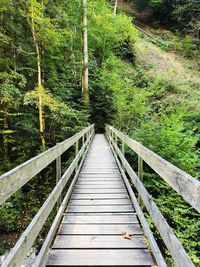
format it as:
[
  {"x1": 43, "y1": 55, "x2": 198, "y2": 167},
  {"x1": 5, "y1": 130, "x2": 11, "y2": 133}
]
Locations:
[
  {"x1": 30, "y1": 2, "x2": 45, "y2": 149},
  {"x1": 82, "y1": 0, "x2": 89, "y2": 108},
  {"x1": 113, "y1": 0, "x2": 118, "y2": 15},
  {"x1": 3, "y1": 104, "x2": 10, "y2": 167}
]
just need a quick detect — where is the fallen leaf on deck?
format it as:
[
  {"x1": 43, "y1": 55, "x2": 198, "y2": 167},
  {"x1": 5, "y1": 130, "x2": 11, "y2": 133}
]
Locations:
[{"x1": 122, "y1": 231, "x2": 133, "y2": 240}]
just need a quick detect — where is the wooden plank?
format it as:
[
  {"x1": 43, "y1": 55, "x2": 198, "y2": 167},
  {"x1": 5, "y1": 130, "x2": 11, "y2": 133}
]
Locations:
[
  {"x1": 108, "y1": 125, "x2": 200, "y2": 213},
  {"x1": 69, "y1": 199, "x2": 132, "y2": 205},
  {"x1": 79, "y1": 173, "x2": 121, "y2": 177},
  {"x1": 76, "y1": 183, "x2": 124, "y2": 187},
  {"x1": 75, "y1": 184, "x2": 125, "y2": 189},
  {"x1": 110, "y1": 135, "x2": 195, "y2": 267},
  {"x1": 52, "y1": 235, "x2": 147, "y2": 249},
  {"x1": 46, "y1": 249, "x2": 154, "y2": 266},
  {"x1": 0, "y1": 125, "x2": 94, "y2": 206},
  {"x1": 66, "y1": 205, "x2": 134, "y2": 213},
  {"x1": 74, "y1": 188, "x2": 127, "y2": 194},
  {"x1": 58, "y1": 224, "x2": 142, "y2": 235},
  {"x1": 62, "y1": 214, "x2": 138, "y2": 224},
  {"x1": 71, "y1": 193, "x2": 129, "y2": 199},
  {"x1": 77, "y1": 178, "x2": 122, "y2": 181}
]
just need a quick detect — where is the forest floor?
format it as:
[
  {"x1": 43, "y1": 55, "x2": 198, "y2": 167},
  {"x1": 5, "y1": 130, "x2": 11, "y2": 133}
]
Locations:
[{"x1": 118, "y1": 0, "x2": 200, "y2": 112}]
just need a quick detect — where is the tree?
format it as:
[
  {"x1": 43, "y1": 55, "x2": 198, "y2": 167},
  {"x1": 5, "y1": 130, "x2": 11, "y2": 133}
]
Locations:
[{"x1": 82, "y1": 0, "x2": 89, "y2": 108}]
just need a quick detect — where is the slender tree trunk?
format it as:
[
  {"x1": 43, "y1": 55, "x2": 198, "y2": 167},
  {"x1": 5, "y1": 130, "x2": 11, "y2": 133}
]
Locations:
[
  {"x1": 30, "y1": 2, "x2": 45, "y2": 149},
  {"x1": 82, "y1": 0, "x2": 89, "y2": 108},
  {"x1": 113, "y1": 0, "x2": 118, "y2": 15},
  {"x1": 3, "y1": 104, "x2": 10, "y2": 167}
]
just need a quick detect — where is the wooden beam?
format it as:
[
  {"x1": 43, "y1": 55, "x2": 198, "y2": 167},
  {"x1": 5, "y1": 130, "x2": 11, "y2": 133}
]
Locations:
[
  {"x1": 0, "y1": 125, "x2": 94, "y2": 206},
  {"x1": 107, "y1": 125, "x2": 200, "y2": 213},
  {"x1": 109, "y1": 135, "x2": 195, "y2": 267}
]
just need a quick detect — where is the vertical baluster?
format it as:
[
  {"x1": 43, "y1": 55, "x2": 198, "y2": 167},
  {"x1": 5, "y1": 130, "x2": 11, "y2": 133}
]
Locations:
[
  {"x1": 138, "y1": 156, "x2": 143, "y2": 206},
  {"x1": 56, "y1": 149, "x2": 62, "y2": 211},
  {"x1": 75, "y1": 140, "x2": 79, "y2": 171},
  {"x1": 121, "y1": 141, "x2": 125, "y2": 170},
  {"x1": 82, "y1": 133, "x2": 85, "y2": 151}
]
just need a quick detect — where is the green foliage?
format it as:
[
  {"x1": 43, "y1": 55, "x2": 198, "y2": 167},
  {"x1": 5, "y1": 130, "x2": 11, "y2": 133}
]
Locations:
[
  {"x1": 0, "y1": 0, "x2": 199, "y2": 263},
  {"x1": 134, "y1": 109, "x2": 198, "y2": 173},
  {"x1": 133, "y1": 0, "x2": 200, "y2": 36}
]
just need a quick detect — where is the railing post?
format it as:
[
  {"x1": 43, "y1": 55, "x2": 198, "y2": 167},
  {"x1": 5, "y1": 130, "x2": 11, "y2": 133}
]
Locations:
[
  {"x1": 75, "y1": 140, "x2": 79, "y2": 171},
  {"x1": 56, "y1": 148, "x2": 62, "y2": 210},
  {"x1": 121, "y1": 141, "x2": 125, "y2": 169},
  {"x1": 138, "y1": 155, "x2": 143, "y2": 205},
  {"x1": 82, "y1": 133, "x2": 85, "y2": 151}
]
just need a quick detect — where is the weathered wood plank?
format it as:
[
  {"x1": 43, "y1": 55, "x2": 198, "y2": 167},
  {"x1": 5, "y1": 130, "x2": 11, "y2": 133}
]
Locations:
[
  {"x1": 52, "y1": 235, "x2": 147, "y2": 249},
  {"x1": 66, "y1": 205, "x2": 134, "y2": 213},
  {"x1": 46, "y1": 249, "x2": 154, "y2": 266},
  {"x1": 0, "y1": 125, "x2": 94, "y2": 206},
  {"x1": 79, "y1": 174, "x2": 121, "y2": 177},
  {"x1": 107, "y1": 125, "x2": 200, "y2": 212},
  {"x1": 74, "y1": 188, "x2": 127, "y2": 194},
  {"x1": 71, "y1": 193, "x2": 129, "y2": 199},
  {"x1": 77, "y1": 178, "x2": 122, "y2": 181},
  {"x1": 69, "y1": 199, "x2": 131, "y2": 205},
  {"x1": 58, "y1": 224, "x2": 142, "y2": 235},
  {"x1": 76, "y1": 182, "x2": 124, "y2": 186},
  {"x1": 75, "y1": 184, "x2": 125, "y2": 189},
  {"x1": 62, "y1": 214, "x2": 138, "y2": 224}
]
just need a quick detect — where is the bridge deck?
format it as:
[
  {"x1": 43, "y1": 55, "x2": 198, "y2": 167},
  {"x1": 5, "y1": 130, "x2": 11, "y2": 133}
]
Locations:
[{"x1": 46, "y1": 134, "x2": 154, "y2": 266}]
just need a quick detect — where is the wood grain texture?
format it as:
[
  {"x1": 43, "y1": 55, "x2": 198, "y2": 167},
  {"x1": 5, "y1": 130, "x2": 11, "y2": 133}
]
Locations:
[
  {"x1": 46, "y1": 249, "x2": 154, "y2": 266},
  {"x1": 66, "y1": 205, "x2": 134, "y2": 213},
  {"x1": 69, "y1": 199, "x2": 131, "y2": 205},
  {"x1": 62, "y1": 215, "x2": 138, "y2": 225},
  {"x1": 58, "y1": 224, "x2": 142, "y2": 235},
  {"x1": 108, "y1": 130, "x2": 195, "y2": 267},
  {"x1": 45, "y1": 134, "x2": 154, "y2": 267},
  {"x1": 71, "y1": 193, "x2": 129, "y2": 199},
  {"x1": 107, "y1": 125, "x2": 200, "y2": 212},
  {"x1": 52, "y1": 235, "x2": 147, "y2": 249},
  {"x1": 0, "y1": 125, "x2": 94, "y2": 206},
  {"x1": 74, "y1": 188, "x2": 127, "y2": 194}
]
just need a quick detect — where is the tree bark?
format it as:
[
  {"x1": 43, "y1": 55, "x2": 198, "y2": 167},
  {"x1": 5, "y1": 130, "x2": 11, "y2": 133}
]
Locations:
[
  {"x1": 113, "y1": 0, "x2": 118, "y2": 15},
  {"x1": 82, "y1": 0, "x2": 89, "y2": 108},
  {"x1": 3, "y1": 104, "x2": 10, "y2": 167},
  {"x1": 30, "y1": 1, "x2": 45, "y2": 149}
]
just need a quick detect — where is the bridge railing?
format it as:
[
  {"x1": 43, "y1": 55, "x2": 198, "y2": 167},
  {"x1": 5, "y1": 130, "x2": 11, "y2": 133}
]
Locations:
[
  {"x1": 106, "y1": 124, "x2": 199, "y2": 267},
  {"x1": 1, "y1": 124, "x2": 95, "y2": 267}
]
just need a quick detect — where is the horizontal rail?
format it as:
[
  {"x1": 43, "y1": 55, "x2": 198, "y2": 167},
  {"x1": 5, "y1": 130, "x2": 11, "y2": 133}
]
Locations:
[
  {"x1": 2, "y1": 128, "x2": 94, "y2": 267},
  {"x1": 0, "y1": 125, "x2": 94, "y2": 206},
  {"x1": 106, "y1": 129, "x2": 195, "y2": 267},
  {"x1": 106, "y1": 125, "x2": 200, "y2": 213}
]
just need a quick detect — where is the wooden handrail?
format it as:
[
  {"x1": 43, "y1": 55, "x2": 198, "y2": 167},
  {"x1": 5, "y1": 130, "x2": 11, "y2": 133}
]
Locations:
[
  {"x1": 0, "y1": 124, "x2": 94, "y2": 206},
  {"x1": 1, "y1": 125, "x2": 95, "y2": 267},
  {"x1": 106, "y1": 125, "x2": 198, "y2": 267},
  {"x1": 106, "y1": 125, "x2": 200, "y2": 213}
]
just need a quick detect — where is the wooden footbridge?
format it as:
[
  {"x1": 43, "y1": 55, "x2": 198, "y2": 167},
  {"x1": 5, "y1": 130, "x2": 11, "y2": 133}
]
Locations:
[{"x1": 0, "y1": 125, "x2": 199, "y2": 267}]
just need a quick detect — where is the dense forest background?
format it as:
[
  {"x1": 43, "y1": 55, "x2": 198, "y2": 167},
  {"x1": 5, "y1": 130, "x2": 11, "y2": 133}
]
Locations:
[{"x1": 0, "y1": 0, "x2": 199, "y2": 265}]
